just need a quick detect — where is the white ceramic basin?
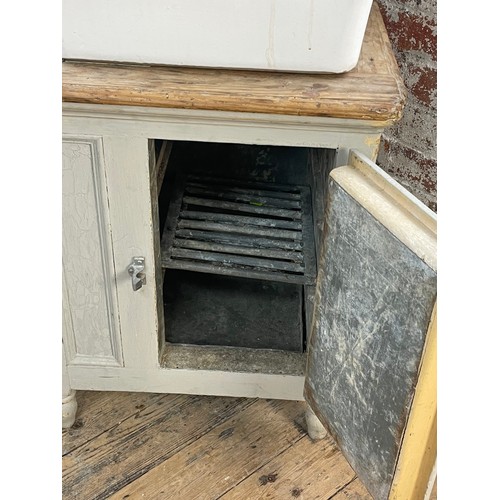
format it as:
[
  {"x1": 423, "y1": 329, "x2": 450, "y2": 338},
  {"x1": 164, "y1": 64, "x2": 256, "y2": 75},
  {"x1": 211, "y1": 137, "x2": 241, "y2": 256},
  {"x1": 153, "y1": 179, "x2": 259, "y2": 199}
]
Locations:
[{"x1": 62, "y1": 0, "x2": 373, "y2": 73}]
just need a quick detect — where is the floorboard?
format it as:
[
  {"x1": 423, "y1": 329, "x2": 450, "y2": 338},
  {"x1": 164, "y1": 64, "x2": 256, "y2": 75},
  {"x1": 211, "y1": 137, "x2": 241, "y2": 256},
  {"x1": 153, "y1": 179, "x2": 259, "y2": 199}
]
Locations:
[
  {"x1": 63, "y1": 392, "x2": 253, "y2": 499},
  {"x1": 221, "y1": 436, "x2": 357, "y2": 499},
  {"x1": 110, "y1": 399, "x2": 305, "y2": 499},
  {"x1": 62, "y1": 391, "x2": 393, "y2": 499}
]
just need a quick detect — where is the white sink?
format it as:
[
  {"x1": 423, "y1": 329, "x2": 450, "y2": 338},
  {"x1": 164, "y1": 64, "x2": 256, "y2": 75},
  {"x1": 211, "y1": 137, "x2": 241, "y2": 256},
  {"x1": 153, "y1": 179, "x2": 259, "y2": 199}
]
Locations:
[{"x1": 62, "y1": 0, "x2": 373, "y2": 73}]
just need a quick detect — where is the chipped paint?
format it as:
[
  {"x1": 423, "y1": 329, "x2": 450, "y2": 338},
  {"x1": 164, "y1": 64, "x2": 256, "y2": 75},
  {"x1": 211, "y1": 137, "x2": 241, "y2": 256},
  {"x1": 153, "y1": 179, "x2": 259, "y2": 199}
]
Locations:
[{"x1": 364, "y1": 135, "x2": 382, "y2": 161}]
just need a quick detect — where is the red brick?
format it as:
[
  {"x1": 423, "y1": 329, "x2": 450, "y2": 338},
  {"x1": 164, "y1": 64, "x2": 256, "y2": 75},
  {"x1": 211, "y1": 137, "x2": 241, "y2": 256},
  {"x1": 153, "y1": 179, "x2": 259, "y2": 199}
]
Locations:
[
  {"x1": 374, "y1": 1, "x2": 437, "y2": 209},
  {"x1": 383, "y1": 0, "x2": 437, "y2": 13},
  {"x1": 405, "y1": 63, "x2": 437, "y2": 107},
  {"x1": 379, "y1": 9, "x2": 437, "y2": 60},
  {"x1": 388, "y1": 96, "x2": 436, "y2": 155},
  {"x1": 378, "y1": 138, "x2": 437, "y2": 211}
]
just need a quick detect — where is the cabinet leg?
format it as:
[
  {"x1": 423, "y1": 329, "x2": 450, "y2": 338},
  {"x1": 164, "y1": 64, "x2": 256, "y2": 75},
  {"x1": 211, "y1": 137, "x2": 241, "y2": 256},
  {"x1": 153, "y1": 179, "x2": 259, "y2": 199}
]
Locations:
[
  {"x1": 62, "y1": 342, "x2": 78, "y2": 428},
  {"x1": 305, "y1": 405, "x2": 327, "y2": 440},
  {"x1": 62, "y1": 390, "x2": 78, "y2": 429}
]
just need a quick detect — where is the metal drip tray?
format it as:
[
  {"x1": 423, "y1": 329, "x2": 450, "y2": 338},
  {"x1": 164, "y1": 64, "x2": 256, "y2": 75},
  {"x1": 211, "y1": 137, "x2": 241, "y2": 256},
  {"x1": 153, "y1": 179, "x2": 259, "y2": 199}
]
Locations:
[{"x1": 161, "y1": 175, "x2": 316, "y2": 284}]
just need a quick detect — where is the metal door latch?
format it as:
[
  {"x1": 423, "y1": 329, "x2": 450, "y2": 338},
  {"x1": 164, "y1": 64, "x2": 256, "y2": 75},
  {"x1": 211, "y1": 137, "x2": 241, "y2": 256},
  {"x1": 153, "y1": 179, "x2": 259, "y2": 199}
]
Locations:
[{"x1": 128, "y1": 257, "x2": 146, "y2": 291}]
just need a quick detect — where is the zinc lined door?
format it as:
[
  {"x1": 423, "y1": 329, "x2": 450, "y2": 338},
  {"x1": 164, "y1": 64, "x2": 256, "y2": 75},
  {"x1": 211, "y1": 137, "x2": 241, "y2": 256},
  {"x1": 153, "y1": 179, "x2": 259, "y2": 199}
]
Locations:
[{"x1": 305, "y1": 151, "x2": 437, "y2": 500}]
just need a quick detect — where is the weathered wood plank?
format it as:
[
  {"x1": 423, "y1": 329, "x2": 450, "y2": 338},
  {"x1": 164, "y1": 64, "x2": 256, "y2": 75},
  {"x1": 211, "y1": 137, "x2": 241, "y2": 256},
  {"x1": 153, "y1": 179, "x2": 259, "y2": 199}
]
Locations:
[
  {"x1": 300, "y1": 185, "x2": 317, "y2": 292},
  {"x1": 170, "y1": 228, "x2": 303, "y2": 251},
  {"x1": 177, "y1": 219, "x2": 302, "y2": 240},
  {"x1": 186, "y1": 182, "x2": 302, "y2": 201},
  {"x1": 62, "y1": 4, "x2": 405, "y2": 123},
  {"x1": 149, "y1": 138, "x2": 167, "y2": 357},
  {"x1": 181, "y1": 210, "x2": 302, "y2": 230},
  {"x1": 107, "y1": 399, "x2": 307, "y2": 500},
  {"x1": 63, "y1": 392, "x2": 379, "y2": 499},
  {"x1": 161, "y1": 344, "x2": 306, "y2": 376},
  {"x1": 155, "y1": 140, "x2": 172, "y2": 191},
  {"x1": 188, "y1": 175, "x2": 304, "y2": 195},
  {"x1": 161, "y1": 176, "x2": 315, "y2": 283},
  {"x1": 159, "y1": 171, "x2": 185, "y2": 265},
  {"x1": 62, "y1": 391, "x2": 170, "y2": 455},
  {"x1": 62, "y1": 395, "x2": 255, "y2": 499},
  {"x1": 173, "y1": 238, "x2": 304, "y2": 262},
  {"x1": 221, "y1": 436, "x2": 363, "y2": 500},
  {"x1": 163, "y1": 258, "x2": 310, "y2": 284},
  {"x1": 308, "y1": 147, "x2": 336, "y2": 263},
  {"x1": 331, "y1": 478, "x2": 372, "y2": 499},
  {"x1": 169, "y1": 247, "x2": 305, "y2": 273},
  {"x1": 185, "y1": 185, "x2": 301, "y2": 209},
  {"x1": 182, "y1": 195, "x2": 301, "y2": 219}
]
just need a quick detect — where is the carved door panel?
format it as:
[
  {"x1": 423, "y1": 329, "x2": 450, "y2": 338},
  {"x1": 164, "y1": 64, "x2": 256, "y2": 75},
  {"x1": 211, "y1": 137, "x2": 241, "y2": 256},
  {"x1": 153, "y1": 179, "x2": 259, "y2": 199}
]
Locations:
[
  {"x1": 62, "y1": 136, "x2": 123, "y2": 367},
  {"x1": 63, "y1": 135, "x2": 160, "y2": 373}
]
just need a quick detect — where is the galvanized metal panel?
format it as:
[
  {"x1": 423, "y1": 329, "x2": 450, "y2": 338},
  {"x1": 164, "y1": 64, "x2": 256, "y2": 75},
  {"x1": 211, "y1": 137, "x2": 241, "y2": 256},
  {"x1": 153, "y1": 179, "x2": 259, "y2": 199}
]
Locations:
[{"x1": 305, "y1": 177, "x2": 436, "y2": 499}]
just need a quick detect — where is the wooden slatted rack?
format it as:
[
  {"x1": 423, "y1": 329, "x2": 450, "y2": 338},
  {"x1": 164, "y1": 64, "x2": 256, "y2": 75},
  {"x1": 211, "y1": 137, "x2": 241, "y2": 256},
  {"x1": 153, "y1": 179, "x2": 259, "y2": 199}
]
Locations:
[{"x1": 161, "y1": 175, "x2": 316, "y2": 284}]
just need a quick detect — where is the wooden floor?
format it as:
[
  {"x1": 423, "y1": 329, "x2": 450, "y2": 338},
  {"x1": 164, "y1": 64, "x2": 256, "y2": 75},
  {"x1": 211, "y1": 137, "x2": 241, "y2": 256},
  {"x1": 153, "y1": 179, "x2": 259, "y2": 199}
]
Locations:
[{"x1": 62, "y1": 391, "x2": 372, "y2": 499}]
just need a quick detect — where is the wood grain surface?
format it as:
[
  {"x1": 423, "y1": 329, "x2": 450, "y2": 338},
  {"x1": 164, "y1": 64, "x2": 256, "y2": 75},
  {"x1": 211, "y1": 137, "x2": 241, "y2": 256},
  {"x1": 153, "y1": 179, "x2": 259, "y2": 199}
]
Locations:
[
  {"x1": 63, "y1": 394, "x2": 254, "y2": 499},
  {"x1": 62, "y1": 391, "x2": 372, "y2": 499},
  {"x1": 62, "y1": 3, "x2": 405, "y2": 123}
]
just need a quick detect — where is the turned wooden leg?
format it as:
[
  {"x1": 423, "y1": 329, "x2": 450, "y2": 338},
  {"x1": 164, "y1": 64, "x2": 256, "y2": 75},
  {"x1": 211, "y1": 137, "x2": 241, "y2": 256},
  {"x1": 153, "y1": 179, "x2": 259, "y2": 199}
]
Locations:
[
  {"x1": 305, "y1": 405, "x2": 327, "y2": 440},
  {"x1": 62, "y1": 390, "x2": 78, "y2": 428},
  {"x1": 62, "y1": 343, "x2": 78, "y2": 428}
]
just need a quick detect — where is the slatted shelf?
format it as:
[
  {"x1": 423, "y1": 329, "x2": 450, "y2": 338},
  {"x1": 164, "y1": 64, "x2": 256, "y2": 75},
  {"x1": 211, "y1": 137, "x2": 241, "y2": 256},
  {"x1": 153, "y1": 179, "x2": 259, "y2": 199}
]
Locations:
[{"x1": 161, "y1": 175, "x2": 316, "y2": 284}]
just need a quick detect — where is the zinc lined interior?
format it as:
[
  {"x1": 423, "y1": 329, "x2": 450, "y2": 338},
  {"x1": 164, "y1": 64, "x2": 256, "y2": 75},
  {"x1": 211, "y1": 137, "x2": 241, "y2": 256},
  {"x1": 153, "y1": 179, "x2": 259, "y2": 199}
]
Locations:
[{"x1": 161, "y1": 174, "x2": 316, "y2": 284}]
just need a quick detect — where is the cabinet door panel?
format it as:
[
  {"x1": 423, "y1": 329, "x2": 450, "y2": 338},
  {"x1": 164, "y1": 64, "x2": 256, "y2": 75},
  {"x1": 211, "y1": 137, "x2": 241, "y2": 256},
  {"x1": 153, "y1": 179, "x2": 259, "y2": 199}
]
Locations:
[
  {"x1": 304, "y1": 151, "x2": 436, "y2": 499},
  {"x1": 62, "y1": 137, "x2": 122, "y2": 366},
  {"x1": 100, "y1": 136, "x2": 160, "y2": 369}
]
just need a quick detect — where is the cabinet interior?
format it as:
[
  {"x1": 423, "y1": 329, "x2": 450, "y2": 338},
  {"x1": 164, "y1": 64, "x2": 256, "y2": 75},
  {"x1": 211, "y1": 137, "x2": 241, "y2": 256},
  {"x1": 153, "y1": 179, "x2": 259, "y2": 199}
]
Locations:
[{"x1": 152, "y1": 140, "x2": 336, "y2": 374}]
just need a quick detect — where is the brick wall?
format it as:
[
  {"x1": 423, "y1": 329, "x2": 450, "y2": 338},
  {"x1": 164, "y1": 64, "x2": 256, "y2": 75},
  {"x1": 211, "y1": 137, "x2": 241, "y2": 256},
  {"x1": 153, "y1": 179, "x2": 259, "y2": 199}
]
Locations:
[{"x1": 375, "y1": 0, "x2": 437, "y2": 211}]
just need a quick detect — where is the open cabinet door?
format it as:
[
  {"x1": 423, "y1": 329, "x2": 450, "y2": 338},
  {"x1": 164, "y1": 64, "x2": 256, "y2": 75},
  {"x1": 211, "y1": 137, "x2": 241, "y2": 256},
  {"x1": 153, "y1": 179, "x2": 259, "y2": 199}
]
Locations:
[{"x1": 304, "y1": 151, "x2": 437, "y2": 500}]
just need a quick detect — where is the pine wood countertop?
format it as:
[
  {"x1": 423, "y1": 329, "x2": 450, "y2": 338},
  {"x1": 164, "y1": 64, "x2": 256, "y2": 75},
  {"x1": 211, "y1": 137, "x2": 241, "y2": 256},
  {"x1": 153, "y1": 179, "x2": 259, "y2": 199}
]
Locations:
[{"x1": 62, "y1": 2, "x2": 406, "y2": 125}]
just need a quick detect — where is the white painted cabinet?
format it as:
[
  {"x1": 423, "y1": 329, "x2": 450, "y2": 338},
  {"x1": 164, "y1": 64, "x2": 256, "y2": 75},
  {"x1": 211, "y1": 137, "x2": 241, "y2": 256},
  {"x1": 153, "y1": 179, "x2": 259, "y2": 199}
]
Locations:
[
  {"x1": 62, "y1": 108, "x2": 354, "y2": 398},
  {"x1": 62, "y1": 134, "x2": 161, "y2": 375},
  {"x1": 62, "y1": 136, "x2": 123, "y2": 368},
  {"x1": 62, "y1": 113, "x2": 436, "y2": 499},
  {"x1": 62, "y1": 8, "x2": 437, "y2": 494}
]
